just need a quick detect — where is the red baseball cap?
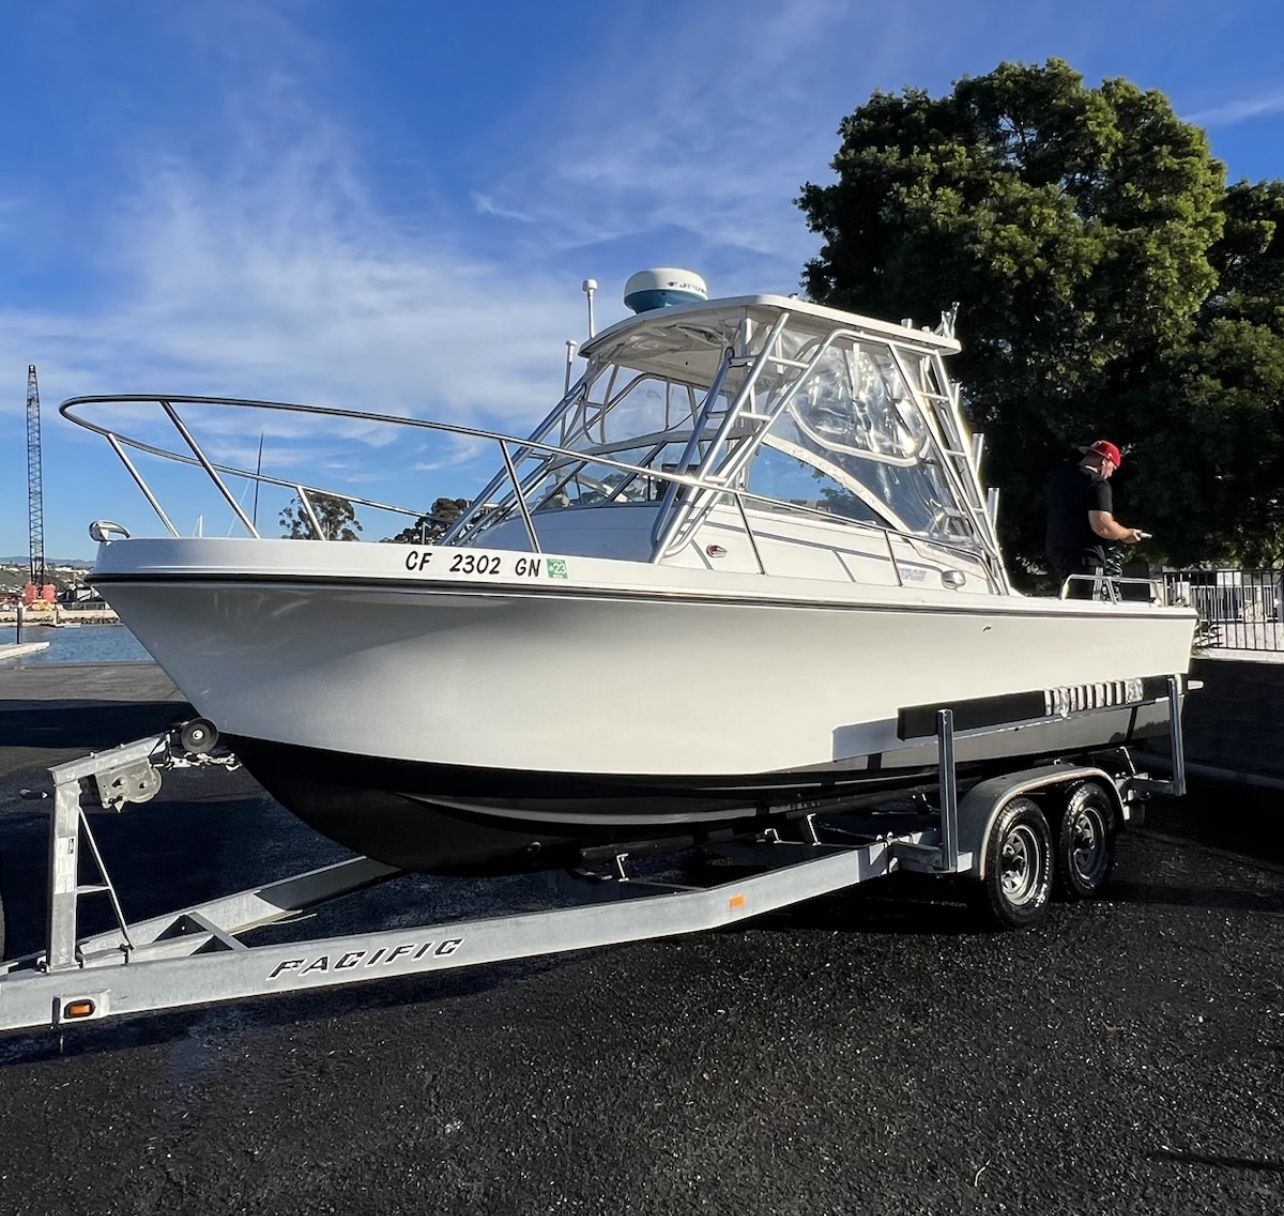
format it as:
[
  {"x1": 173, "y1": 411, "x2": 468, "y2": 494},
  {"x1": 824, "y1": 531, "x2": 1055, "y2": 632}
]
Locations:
[{"x1": 1087, "y1": 440, "x2": 1122, "y2": 467}]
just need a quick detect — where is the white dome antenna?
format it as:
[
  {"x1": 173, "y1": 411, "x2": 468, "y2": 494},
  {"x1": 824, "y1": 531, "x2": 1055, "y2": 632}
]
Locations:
[{"x1": 623, "y1": 268, "x2": 708, "y2": 314}]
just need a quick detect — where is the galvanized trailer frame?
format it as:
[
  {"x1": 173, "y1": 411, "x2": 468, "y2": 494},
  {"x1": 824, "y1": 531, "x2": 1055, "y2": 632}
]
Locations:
[{"x1": 0, "y1": 681, "x2": 1188, "y2": 1032}]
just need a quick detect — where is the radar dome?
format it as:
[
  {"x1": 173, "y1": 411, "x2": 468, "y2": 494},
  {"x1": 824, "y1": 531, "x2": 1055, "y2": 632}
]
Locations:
[{"x1": 623, "y1": 268, "x2": 708, "y2": 314}]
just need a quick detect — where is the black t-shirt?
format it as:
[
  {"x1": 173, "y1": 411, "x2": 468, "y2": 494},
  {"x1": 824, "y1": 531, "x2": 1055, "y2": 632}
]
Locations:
[{"x1": 1045, "y1": 462, "x2": 1112, "y2": 558}]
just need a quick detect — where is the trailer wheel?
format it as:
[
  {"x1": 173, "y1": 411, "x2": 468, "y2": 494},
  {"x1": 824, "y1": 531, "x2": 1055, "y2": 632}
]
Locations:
[
  {"x1": 1054, "y1": 781, "x2": 1116, "y2": 900},
  {"x1": 972, "y1": 797, "x2": 1053, "y2": 930}
]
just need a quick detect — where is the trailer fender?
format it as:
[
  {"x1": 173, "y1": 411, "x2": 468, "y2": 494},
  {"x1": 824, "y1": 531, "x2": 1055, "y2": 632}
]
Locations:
[{"x1": 957, "y1": 765, "x2": 1123, "y2": 879}]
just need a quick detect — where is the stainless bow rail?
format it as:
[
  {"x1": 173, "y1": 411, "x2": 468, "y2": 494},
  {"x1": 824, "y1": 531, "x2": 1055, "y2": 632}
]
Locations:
[{"x1": 60, "y1": 393, "x2": 993, "y2": 590}]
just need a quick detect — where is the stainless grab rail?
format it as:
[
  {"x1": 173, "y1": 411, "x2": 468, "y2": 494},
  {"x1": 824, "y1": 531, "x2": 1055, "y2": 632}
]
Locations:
[{"x1": 1058, "y1": 573, "x2": 1165, "y2": 604}]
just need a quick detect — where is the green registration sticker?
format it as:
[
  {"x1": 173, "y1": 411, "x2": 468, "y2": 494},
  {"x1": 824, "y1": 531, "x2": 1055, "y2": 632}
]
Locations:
[{"x1": 546, "y1": 558, "x2": 569, "y2": 579}]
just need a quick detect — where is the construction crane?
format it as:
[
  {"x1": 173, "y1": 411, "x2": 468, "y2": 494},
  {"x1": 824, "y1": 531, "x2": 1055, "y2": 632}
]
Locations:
[{"x1": 26, "y1": 363, "x2": 45, "y2": 590}]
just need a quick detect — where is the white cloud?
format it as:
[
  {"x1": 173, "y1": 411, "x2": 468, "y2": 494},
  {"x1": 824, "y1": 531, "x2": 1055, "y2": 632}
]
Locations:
[
  {"x1": 2, "y1": 0, "x2": 939, "y2": 441},
  {"x1": 412, "y1": 433, "x2": 492, "y2": 473},
  {"x1": 1187, "y1": 88, "x2": 1284, "y2": 128},
  {"x1": 0, "y1": 84, "x2": 587, "y2": 440},
  {"x1": 471, "y1": 192, "x2": 538, "y2": 224},
  {"x1": 3, "y1": 0, "x2": 937, "y2": 556},
  {"x1": 465, "y1": 0, "x2": 876, "y2": 290}
]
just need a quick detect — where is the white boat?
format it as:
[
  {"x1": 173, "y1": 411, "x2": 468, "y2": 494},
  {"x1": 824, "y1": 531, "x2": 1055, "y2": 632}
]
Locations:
[{"x1": 63, "y1": 271, "x2": 1196, "y2": 874}]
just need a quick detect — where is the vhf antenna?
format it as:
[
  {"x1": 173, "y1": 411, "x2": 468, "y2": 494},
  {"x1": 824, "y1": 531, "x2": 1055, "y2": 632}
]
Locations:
[{"x1": 564, "y1": 340, "x2": 578, "y2": 394}]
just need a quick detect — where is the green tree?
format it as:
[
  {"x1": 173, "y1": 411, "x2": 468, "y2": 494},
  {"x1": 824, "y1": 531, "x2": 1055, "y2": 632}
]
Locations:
[
  {"x1": 798, "y1": 58, "x2": 1283, "y2": 572},
  {"x1": 1208, "y1": 180, "x2": 1284, "y2": 330},
  {"x1": 383, "y1": 497, "x2": 470, "y2": 544},
  {"x1": 279, "y1": 492, "x2": 362, "y2": 541},
  {"x1": 1113, "y1": 180, "x2": 1284, "y2": 565}
]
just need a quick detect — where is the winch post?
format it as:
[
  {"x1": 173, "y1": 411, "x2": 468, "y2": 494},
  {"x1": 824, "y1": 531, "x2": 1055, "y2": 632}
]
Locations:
[
  {"x1": 46, "y1": 771, "x2": 85, "y2": 971},
  {"x1": 936, "y1": 708, "x2": 960, "y2": 872},
  {"x1": 43, "y1": 733, "x2": 167, "y2": 972},
  {"x1": 1166, "y1": 676, "x2": 1187, "y2": 799}
]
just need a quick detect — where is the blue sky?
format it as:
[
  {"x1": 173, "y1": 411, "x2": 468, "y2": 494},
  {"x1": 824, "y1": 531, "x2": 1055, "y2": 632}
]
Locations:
[{"x1": 3, "y1": 0, "x2": 1282, "y2": 559}]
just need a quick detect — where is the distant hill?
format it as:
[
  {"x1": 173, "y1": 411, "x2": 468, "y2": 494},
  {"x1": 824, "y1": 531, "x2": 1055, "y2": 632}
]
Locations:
[{"x1": 0, "y1": 556, "x2": 93, "y2": 568}]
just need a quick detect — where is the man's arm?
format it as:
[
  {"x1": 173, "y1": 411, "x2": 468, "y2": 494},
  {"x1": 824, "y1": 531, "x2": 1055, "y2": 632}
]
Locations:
[{"x1": 1088, "y1": 511, "x2": 1144, "y2": 544}]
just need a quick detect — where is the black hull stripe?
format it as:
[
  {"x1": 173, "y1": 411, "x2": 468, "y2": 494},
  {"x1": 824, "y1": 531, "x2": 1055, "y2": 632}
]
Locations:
[
  {"x1": 90, "y1": 571, "x2": 1193, "y2": 623},
  {"x1": 897, "y1": 676, "x2": 1185, "y2": 739}
]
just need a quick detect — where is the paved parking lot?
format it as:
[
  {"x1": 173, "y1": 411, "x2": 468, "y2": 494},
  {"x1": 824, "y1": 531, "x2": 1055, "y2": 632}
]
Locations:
[{"x1": 0, "y1": 665, "x2": 1280, "y2": 1215}]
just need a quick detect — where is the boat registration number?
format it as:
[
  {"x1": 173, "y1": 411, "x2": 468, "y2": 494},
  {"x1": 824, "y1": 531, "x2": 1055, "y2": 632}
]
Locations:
[{"x1": 401, "y1": 548, "x2": 569, "y2": 580}]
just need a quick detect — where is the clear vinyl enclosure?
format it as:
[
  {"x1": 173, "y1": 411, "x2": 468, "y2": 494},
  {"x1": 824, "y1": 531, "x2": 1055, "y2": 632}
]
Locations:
[{"x1": 451, "y1": 299, "x2": 1004, "y2": 585}]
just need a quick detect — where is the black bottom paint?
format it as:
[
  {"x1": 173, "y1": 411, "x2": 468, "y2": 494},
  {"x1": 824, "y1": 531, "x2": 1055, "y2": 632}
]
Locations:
[
  {"x1": 224, "y1": 726, "x2": 1149, "y2": 876},
  {"x1": 228, "y1": 735, "x2": 952, "y2": 874}
]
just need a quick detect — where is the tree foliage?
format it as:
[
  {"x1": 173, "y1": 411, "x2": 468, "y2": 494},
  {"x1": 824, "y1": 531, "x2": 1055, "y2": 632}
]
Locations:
[
  {"x1": 799, "y1": 59, "x2": 1284, "y2": 571},
  {"x1": 382, "y1": 497, "x2": 470, "y2": 544},
  {"x1": 279, "y1": 492, "x2": 362, "y2": 542}
]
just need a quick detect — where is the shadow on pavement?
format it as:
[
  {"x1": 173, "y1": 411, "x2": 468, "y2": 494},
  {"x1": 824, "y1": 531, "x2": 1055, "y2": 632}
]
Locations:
[
  {"x1": 1148, "y1": 1150, "x2": 1284, "y2": 1173},
  {"x1": 1106, "y1": 877, "x2": 1284, "y2": 915},
  {"x1": 739, "y1": 876, "x2": 977, "y2": 937},
  {"x1": 0, "y1": 949, "x2": 574, "y2": 1070},
  {"x1": 1145, "y1": 786, "x2": 1284, "y2": 868},
  {"x1": 0, "y1": 700, "x2": 195, "y2": 752}
]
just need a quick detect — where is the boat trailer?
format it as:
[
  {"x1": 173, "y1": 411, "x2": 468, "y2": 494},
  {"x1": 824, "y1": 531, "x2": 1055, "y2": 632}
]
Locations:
[{"x1": 0, "y1": 680, "x2": 1188, "y2": 1032}]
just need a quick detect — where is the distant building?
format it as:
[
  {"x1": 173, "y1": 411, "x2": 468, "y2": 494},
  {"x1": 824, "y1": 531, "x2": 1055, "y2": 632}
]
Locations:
[{"x1": 59, "y1": 583, "x2": 106, "y2": 605}]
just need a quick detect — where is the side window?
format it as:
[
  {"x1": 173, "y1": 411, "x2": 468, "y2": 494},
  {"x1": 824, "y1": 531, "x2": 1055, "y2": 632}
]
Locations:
[{"x1": 746, "y1": 444, "x2": 882, "y2": 525}]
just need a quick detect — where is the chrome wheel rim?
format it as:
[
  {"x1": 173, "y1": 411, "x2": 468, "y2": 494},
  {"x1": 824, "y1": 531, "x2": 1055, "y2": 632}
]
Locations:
[
  {"x1": 1000, "y1": 824, "x2": 1044, "y2": 907},
  {"x1": 1068, "y1": 804, "x2": 1109, "y2": 886}
]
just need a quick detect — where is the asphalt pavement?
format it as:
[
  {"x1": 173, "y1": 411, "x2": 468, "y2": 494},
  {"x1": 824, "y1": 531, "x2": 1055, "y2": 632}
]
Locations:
[{"x1": 0, "y1": 664, "x2": 1280, "y2": 1215}]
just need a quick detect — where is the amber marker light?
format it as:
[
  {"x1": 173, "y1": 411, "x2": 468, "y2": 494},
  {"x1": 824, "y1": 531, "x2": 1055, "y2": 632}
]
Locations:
[
  {"x1": 728, "y1": 894, "x2": 747, "y2": 911},
  {"x1": 63, "y1": 999, "x2": 96, "y2": 1019}
]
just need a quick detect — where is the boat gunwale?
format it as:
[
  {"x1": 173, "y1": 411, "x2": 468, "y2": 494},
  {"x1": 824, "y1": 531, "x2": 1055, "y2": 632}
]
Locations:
[{"x1": 88, "y1": 565, "x2": 1199, "y2": 623}]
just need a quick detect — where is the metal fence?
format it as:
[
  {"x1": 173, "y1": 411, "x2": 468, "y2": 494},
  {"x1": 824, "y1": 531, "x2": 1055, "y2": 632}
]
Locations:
[{"x1": 1161, "y1": 568, "x2": 1284, "y2": 652}]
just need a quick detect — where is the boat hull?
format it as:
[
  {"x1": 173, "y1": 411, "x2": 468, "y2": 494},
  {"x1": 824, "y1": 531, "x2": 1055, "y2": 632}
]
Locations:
[{"x1": 90, "y1": 538, "x2": 1196, "y2": 874}]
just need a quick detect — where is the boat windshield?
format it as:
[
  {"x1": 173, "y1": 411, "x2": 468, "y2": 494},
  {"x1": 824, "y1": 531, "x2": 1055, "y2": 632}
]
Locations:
[
  {"x1": 752, "y1": 331, "x2": 965, "y2": 539},
  {"x1": 532, "y1": 364, "x2": 714, "y2": 509},
  {"x1": 458, "y1": 301, "x2": 994, "y2": 559}
]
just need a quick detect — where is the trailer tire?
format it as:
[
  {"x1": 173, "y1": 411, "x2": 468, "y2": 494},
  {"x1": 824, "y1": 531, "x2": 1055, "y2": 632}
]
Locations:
[
  {"x1": 1054, "y1": 781, "x2": 1116, "y2": 901},
  {"x1": 971, "y1": 797, "x2": 1053, "y2": 930}
]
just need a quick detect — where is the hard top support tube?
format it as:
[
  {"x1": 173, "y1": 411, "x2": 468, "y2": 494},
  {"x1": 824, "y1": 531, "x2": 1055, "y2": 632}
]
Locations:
[{"x1": 648, "y1": 342, "x2": 739, "y2": 556}]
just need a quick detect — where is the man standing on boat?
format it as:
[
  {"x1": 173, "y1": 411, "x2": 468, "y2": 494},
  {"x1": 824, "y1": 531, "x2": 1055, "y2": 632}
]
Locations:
[{"x1": 1045, "y1": 440, "x2": 1145, "y2": 598}]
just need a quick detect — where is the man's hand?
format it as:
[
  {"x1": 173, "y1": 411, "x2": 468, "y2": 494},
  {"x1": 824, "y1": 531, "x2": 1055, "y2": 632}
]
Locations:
[{"x1": 1089, "y1": 511, "x2": 1146, "y2": 544}]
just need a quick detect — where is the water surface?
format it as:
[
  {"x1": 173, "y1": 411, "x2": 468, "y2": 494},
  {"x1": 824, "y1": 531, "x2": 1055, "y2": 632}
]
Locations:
[{"x1": 4, "y1": 624, "x2": 151, "y2": 664}]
